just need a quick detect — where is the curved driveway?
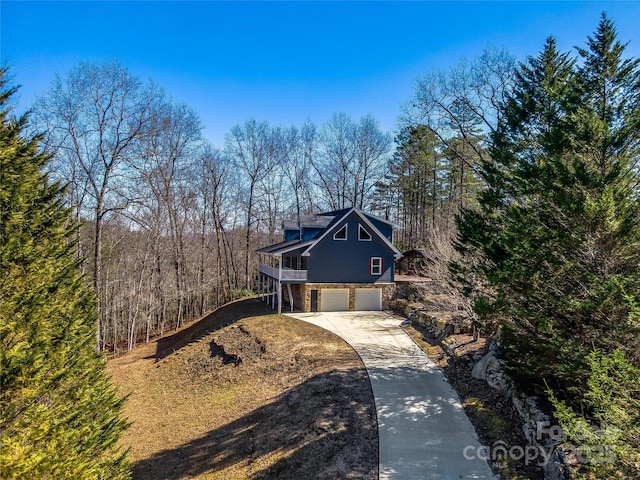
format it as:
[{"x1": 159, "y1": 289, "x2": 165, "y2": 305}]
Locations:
[{"x1": 287, "y1": 311, "x2": 496, "y2": 480}]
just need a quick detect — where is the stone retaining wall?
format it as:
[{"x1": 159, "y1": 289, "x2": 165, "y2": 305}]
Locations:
[
  {"x1": 471, "y1": 347, "x2": 572, "y2": 480},
  {"x1": 412, "y1": 309, "x2": 473, "y2": 337}
]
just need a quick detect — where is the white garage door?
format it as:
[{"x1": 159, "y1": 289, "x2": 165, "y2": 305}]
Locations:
[
  {"x1": 355, "y1": 288, "x2": 382, "y2": 311},
  {"x1": 321, "y1": 288, "x2": 350, "y2": 312}
]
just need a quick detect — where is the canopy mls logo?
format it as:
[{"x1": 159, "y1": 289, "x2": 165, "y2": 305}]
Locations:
[{"x1": 463, "y1": 422, "x2": 617, "y2": 467}]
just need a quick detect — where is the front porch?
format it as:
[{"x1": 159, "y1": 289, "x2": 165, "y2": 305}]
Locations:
[{"x1": 257, "y1": 252, "x2": 307, "y2": 314}]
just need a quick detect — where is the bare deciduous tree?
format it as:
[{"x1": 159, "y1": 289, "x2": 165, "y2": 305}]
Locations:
[
  {"x1": 313, "y1": 113, "x2": 391, "y2": 211},
  {"x1": 406, "y1": 45, "x2": 516, "y2": 174},
  {"x1": 282, "y1": 121, "x2": 318, "y2": 220},
  {"x1": 135, "y1": 98, "x2": 203, "y2": 329},
  {"x1": 34, "y1": 61, "x2": 156, "y2": 349},
  {"x1": 225, "y1": 119, "x2": 280, "y2": 289}
]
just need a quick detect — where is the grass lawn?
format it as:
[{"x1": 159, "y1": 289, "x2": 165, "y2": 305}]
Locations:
[{"x1": 108, "y1": 298, "x2": 378, "y2": 480}]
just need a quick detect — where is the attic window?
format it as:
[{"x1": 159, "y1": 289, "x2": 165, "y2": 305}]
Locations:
[
  {"x1": 333, "y1": 224, "x2": 347, "y2": 240},
  {"x1": 358, "y1": 224, "x2": 372, "y2": 241}
]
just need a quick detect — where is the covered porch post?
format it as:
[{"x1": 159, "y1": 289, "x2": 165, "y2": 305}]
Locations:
[
  {"x1": 286, "y1": 283, "x2": 294, "y2": 312},
  {"x1": 270, "y1": 277, "x2": 275, "y2": 309},
  {"x1": 277, "y1": 282, "x2": 282, "y2": 314},
  {"x1": 277, "y1": 258, "x2": 282, "y2": 314}
]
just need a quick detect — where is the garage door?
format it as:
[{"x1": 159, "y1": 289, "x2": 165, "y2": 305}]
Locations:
[
  {"x1": 355, "y1": 288, "x2": 382, "y2": 311},
  {"x1": 321, "y1": 288, "x2": 349, "y2": 312}
]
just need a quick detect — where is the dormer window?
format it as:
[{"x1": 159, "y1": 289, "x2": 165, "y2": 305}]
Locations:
[
  {"x1": 333, "y1": 224, "x2": 347, "y2": 240},
  {"x1": 358, "y1": 224, "x2": 372, "y2": 241}
]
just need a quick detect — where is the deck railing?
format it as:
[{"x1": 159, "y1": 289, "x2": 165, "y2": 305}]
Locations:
[{"x1": 259, "y1": 264, "x2": 307, "y2": 282}]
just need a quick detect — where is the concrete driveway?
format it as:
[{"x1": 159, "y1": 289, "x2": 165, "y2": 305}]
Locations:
[{"x1": 287, "y1": 311, "x2": 496, "y2": 480}]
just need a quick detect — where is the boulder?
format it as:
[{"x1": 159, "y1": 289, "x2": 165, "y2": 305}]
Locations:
[{"x1": 471, "y1": 351, "x2": 495, "y2": 380}]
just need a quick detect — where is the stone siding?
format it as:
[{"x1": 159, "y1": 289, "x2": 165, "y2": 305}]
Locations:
[{"x1": 289, "y1": 284, "x2": 305, "y2": 312}]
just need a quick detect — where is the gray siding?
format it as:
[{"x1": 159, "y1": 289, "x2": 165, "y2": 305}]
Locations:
[{"x1": 306, "y1": 211, "x2": 395, "y2": 284}]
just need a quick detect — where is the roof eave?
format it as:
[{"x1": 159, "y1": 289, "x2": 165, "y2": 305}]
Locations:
[
  {"x1": 353, "y1": 209, "x2": 403, "y2": 258},
  {"x1": 258, "y1": 239, "x2": 316, "y2": 257}
]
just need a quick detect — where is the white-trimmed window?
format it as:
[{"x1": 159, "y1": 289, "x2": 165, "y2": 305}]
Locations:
[
  {"x1": 358, "y1": 224, "x2": 372, "y2": 241},
  {"x1": 333, "y1": 224, "x2": 347, "y2": 240},
  {"x1": 370, "y1": 257, "x2": 383, "y2": 275}
]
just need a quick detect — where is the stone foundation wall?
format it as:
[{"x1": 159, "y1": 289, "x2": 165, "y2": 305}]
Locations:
[
  {"x1": 381, "y1": 284, "x2": 396, "y2": 309},
  {"x1": 288, "y1": 284, "x2": 305, "y2": 313}
]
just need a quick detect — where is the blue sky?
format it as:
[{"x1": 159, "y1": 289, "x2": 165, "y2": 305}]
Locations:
[{"x1": 2, "y1": 1, "x2": 639, "y2": 147}]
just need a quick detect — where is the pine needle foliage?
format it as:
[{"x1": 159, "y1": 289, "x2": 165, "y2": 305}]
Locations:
[
  {"x1": 453, "y1": 14, "x2": 640, "y2": 476},
  {"x1": 455, "y1": 13, "x2": 640, "y2": 396},
  {"x1": 0, "y1": 69, "x2": 131, "y2": 479},
  {"x1": 452, "y1": 15, "x2": 640, "y2": 478}
]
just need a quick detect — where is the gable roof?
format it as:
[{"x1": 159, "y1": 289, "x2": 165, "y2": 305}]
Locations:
[
  {"x1": 319, "y1": 208, "x2": 396, "y2": 227},
  {"x1": 282, "y1": 208, "x2": 395, "y2": 232},
  {"x1": 258, "y1": 208, "x2": 403, "y2": 259},
  {"x1": 300, "y1": 207, "x2": 403, "y2": 259},
  {"x1": 282, "y1": 214, "x2": 336, "y2": 230}
]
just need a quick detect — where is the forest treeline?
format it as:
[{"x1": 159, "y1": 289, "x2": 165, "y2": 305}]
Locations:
[
  {"x1": 32, "y1": 64, "x2": 389, "y2": 351},
  {"x1": 29, "y1": 45, "x2": 512, "y2": 353}
]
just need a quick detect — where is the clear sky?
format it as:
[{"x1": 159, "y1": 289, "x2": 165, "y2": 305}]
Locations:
[{"x1": 2, "y1": 1, "x2": 639, "y2": 147}]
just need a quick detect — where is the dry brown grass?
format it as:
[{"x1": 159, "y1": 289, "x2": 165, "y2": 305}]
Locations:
[{"x1": 108, "y1": 298, "x2": 377, "y2": 480}]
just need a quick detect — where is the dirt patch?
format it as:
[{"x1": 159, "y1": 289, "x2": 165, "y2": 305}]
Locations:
[
  {"x1": 403, "y1": 322, "x2": 544, "y2": 479},
  {"x1": 108, "y1": 298, "x2": 377, "y2": 480}
]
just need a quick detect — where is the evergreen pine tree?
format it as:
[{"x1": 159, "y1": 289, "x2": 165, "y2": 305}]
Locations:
[
  {"x1": 0, "y1": 69, "x2": 131, "y2": 479},
  {"x1": 389, "y1": 125, "x2": 444, "y2": 246},
  {"x1": 454, "y1": 14, "x2": 640, "y2": 475},
  {"x1": 456, "y1": 15, "x2": 640, "y2": 395}
]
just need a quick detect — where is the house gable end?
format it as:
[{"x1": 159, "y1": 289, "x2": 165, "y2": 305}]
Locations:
[
  {"x1": 304, "y1": 209, "x2": 399, "y2": 284},
  {"x1": 353, "y1": 210, "x2": 402, "y2": 259},
  {"x1": 300, "y1": 208, "x2": 354, "y2": 257},
  {"x1": 301, "y1": 208, "x2": 401, "y2": 258}
]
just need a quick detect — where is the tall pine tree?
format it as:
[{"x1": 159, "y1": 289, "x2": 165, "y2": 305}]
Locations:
[
  {"x1": 456, "y1": 15, "x2": 640, "y2": 396},
  {"x1": 389, "y1": 125, "x2": 444, "y2": 247},
  {"x1": 0, "y1": 69, "x2": 131, "y2": 478},
  {"x1": 454, "y1": 15, "x2": 640, "y2": 476}
]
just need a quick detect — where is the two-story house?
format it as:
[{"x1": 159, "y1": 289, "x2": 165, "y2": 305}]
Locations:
[{"x1": 256, "y1": 207, "x2": 402, "y2": 313}]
